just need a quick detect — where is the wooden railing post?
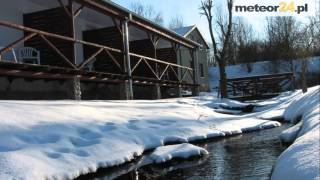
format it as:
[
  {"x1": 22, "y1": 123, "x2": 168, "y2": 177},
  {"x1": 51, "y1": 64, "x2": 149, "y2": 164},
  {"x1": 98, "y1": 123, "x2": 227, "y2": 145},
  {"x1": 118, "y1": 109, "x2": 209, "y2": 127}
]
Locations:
[
  {"x1": 122, "y1": 15, "x2": 133, "y2": 100},
  {"x1": 191, "y1": 48, "x2": 199, "y2": 96}
]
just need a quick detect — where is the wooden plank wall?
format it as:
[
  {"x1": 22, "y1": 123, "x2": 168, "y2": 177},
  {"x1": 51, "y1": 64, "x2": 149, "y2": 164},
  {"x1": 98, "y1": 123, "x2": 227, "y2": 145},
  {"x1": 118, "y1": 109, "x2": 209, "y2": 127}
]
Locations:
[
  {"x1": 23, "y1": 7, "x2": 74, "y2": 68},
  {"x1": 83, "y1": 27, "x2": 123, "y2": 74}
]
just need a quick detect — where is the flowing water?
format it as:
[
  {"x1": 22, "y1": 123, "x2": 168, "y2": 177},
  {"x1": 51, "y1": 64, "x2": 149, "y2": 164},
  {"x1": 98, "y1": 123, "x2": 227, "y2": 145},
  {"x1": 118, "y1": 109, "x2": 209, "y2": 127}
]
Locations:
[{"x1": 78, "y1": 124, "x2": 290, "y2": 180}]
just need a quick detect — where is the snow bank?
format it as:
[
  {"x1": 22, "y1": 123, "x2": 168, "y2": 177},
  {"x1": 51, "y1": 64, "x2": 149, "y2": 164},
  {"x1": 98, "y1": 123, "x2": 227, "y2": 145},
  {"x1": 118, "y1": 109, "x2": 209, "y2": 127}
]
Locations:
[
  {"x1": 0, "y1": 96, "x2": 282, "y2": 179},
  {"x1": 271, "y1": 86, "x2": 320, "y2": 180},
  {"x1": 149, "y1": 143, "x2": 208, "y2": 164}
]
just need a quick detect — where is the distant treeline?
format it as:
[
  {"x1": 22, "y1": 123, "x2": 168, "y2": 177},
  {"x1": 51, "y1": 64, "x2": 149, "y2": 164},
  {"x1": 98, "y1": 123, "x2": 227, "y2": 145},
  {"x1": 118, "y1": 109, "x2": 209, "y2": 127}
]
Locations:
[{"x1": 209, "y1": 16, "x2": 320, "y2": 66}]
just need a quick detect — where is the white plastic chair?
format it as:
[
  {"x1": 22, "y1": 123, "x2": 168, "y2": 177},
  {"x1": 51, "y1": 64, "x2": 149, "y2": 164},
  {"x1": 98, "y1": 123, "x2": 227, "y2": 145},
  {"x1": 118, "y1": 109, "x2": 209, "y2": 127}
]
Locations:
[
  {"x1": 18, "y1": 47, "x2": 40, "y2": 64},
  {"x1": 0, "y1": 46, "x2": 18, "y2": 63}
]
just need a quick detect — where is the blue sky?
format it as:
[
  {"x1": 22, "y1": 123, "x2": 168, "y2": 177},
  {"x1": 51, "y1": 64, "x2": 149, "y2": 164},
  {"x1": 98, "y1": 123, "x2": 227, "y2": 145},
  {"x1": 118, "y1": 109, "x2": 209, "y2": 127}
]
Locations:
[{"x1": 112, "y1": 0, "x2": 318, "y2": 42}]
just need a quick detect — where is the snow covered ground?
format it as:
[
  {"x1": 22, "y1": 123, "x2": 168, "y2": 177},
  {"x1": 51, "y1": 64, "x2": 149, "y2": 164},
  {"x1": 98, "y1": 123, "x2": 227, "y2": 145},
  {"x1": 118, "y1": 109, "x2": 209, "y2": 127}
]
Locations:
[
  {"x1": 0, "y1": 86, "x2": 318, "y2": 179},
  {"x1": 271, "y1": 86, "x2": 320, "y2": 180},
  {"x1": 0, "y1": 94, "x2": 283, "y2": 179}
]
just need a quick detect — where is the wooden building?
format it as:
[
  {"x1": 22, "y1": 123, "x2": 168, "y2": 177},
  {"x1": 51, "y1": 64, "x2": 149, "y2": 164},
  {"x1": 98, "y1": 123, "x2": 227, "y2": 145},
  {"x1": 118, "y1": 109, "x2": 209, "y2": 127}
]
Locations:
[
  {"x1": 0, "y1": 0, "x2": 208, "y2": 100},
  {"x1": 173, "y1": 25, "x2": 210, "y2": 92}
]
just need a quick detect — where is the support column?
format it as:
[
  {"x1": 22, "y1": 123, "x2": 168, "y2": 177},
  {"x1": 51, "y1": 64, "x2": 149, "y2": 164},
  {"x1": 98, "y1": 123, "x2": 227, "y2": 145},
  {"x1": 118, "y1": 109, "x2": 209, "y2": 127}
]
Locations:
[
  {"x1": 67, "y1": 76, "x2": 81, "y2": 100},
  {"x1": 173, "y1": 43, "x2": 182, "y2": 98},
  {"x1": 122, "y1": 16, "x2": 133, "y2": 100},
  {"x1": 149, "y1": 33, "x2": 161, "y2": 99},
  {"x1": 191, "y1": 49, "x2": 200, "y2": 96},
  {"x1": 177, "y1": 85, "x2": 183, "y2": 98},
  {"x1": 152, "y1": 83, "x2": 161, "y2": 99},
  {"x1": 68, "y1": 0, "x2": 81, "y2": 100}
]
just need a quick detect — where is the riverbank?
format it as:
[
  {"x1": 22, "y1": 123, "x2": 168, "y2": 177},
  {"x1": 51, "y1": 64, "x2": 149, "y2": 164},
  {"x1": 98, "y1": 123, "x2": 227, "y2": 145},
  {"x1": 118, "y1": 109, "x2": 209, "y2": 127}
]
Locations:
[
  {"x1": 88, "y1": 123, "x2": 290, "y2": 180},
  {"x1": 271, "y1": 86, "x2": 320, "y2": 180},
  {"x1": 0, "y1": 95, "x2": 283, "y2": 179},
  {"x1": 0, "y1": 86, "x2": 318, "y2": 179}
]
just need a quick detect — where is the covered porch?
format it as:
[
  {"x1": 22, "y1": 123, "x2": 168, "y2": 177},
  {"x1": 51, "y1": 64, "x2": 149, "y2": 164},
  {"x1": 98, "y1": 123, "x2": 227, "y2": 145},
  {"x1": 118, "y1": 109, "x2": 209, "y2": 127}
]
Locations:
[{"x1": 0, "y1": 0, "x2": 200, "y2": 100}]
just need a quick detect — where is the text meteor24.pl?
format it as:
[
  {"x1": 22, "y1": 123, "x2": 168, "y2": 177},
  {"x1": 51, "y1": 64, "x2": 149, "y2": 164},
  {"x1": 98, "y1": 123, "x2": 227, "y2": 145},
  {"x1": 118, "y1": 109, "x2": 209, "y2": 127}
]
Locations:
[{"x1": 234, "y1": 2, "x2": 308, "y2": 14}]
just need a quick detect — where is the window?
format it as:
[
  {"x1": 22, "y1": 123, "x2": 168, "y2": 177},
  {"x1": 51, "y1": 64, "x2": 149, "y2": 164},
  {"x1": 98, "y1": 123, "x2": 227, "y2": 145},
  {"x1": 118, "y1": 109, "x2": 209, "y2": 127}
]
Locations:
[{"x1": 199, "y1": 63, "x2": 204, "y2": 78}]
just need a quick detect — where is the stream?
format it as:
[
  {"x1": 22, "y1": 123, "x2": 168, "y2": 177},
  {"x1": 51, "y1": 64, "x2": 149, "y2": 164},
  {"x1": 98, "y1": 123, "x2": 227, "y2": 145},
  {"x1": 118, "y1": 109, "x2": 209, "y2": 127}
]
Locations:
[{"x1": 77, "y1": 124, "x2": 290, "y2": 180}]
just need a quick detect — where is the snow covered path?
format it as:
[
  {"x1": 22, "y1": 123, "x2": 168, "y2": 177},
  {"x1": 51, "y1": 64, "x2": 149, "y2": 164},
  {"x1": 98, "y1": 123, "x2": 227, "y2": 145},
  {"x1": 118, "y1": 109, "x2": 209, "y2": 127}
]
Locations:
[{"x1": 0, "y1": 95, "x2": 284, "y2": 179}]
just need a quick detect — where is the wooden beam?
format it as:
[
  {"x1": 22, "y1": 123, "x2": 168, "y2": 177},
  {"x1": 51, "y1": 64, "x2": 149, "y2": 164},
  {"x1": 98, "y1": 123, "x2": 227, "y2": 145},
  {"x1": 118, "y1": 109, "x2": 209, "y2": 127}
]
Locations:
[
  {"x1": 147, "y1": 33, "x2": 160, "y2": 48},
  {"x1": 74, "y1": 5, "x2": 84, "y2": 18},
  {"x1": 111, "y1": 18, "x2": 122, "y2": 34},
  {"x1": 129, "y1": 52, "x2": 192, "y2": 71},
  {"x1": 169, "y1": 65, "x2": 179, "y2": 80},
  {"x1": 130, "y1": 18, "x2": 196, "y2": 49},
  {"x1": 74, "y1": 0, "x2": 127, "y2": 18},
  {"x1": 131, "y1": 57, "x2": 143, "y2": 73},
  {"x1": 39, "y1": 35, "x2": 78, "y2": 69},
  {"x1": 79, "y1": 48, "x2": 103, "y2": 69},
  {"x1": 0, "y1": 33, "x2": 37, "y2": 55},
  {"x1": 0, "y1": 20, "x2": 122, "y2": 54},
  {"x1": 69, "y1": 0, "x2": 77, "y2": 64},
  {"x1": 57, "y1": 0, "x2": 72, "y2": 18},
  {"x1": 104, "y1": 49, "x2": 122, "y2": 72},
  {"x1": 179, "y1": 69, "x2": 189, "y2": 83},
  {"x1": 159, "y1": 64, "x2": 170, "y2": 80},
  {"x1": 143, "y1": 59, "x2": 159, "y2": 80}
]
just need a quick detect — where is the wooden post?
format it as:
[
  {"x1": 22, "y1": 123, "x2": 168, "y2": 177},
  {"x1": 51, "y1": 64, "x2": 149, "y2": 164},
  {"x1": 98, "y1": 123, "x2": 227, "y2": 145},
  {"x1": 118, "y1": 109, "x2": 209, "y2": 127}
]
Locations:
[
  {"x1": 122, "y1": 15, "x2": 133, "y2": 100},
  {"x1": 191, "y1": 49, "x2": 199, "y2": 96},
  {"x1": 177, "y1": 85, "x2": 182, "y2": 97},
  {"x1": 149, "y1": 33, "x2": 161, "y2": 99},
  {"x1": 68, "y1": 0, "x2": 81, "y2": 100},
  {"x1": 172, "y1": 43, "x2": 182, "y2": 97}
]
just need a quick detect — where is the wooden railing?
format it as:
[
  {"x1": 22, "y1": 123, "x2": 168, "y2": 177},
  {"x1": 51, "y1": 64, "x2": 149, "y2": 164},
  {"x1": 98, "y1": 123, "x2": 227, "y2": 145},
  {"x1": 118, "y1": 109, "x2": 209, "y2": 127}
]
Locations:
[
  {"x1": 226, "y1": 72, "x2": 295, "y2": 98},
  {"x1": 0, "y1": 20, "x2": 194, "y2": 84}
]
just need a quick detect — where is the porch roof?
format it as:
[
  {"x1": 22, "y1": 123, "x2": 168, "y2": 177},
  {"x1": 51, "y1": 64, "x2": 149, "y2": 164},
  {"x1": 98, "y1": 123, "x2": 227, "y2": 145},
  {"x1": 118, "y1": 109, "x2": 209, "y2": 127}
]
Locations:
[{"x1": 76, "y1": 0, "x2": 202, "y2": 49}]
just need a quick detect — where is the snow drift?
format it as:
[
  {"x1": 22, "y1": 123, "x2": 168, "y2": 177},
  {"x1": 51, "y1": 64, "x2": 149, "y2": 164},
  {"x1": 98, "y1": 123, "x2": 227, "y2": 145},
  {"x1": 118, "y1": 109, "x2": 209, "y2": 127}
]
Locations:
[{"x1": 271, "y1": 86, "x2": 320, "y2": 180}]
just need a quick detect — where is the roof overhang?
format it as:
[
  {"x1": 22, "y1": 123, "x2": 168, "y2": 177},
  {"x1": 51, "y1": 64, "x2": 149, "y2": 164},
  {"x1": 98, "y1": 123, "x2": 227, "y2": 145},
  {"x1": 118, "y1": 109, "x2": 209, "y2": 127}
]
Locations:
[{"x1": 74, "y1": 0, "x2": 202, "y2": 49}]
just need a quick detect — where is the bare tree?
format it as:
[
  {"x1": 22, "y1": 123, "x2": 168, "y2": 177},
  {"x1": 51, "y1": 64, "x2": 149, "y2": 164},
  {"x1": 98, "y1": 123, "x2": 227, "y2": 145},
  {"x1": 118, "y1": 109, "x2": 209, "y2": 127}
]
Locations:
[
  {"x1": 264, "y1": 17, "x2": 300, "y2": 74},
  {"x1": 228, "y1": 18, "x2": 255, "y2": 65},
  {"x1": 168, "y1": 15, "x2": 184, "y2": 30},
  {"x1": 130, "y1": 2, "x2": 164, "y2": 25},
  {"x1": 200, "y1": 0, "x2": 233, "y2": 98},
  {"x1": 296, "y1": 15, "x2": 320, "y2": 93},
  {"x1": 308, "y1": 15, "x2": 320, "y2": 55}
]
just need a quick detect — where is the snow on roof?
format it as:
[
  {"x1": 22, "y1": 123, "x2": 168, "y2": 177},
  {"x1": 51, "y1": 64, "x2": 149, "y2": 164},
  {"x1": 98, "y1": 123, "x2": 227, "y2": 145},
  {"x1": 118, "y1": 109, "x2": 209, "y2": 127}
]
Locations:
[{"x1": 172, "y1": 26, "x2": 196, "y2": 37}]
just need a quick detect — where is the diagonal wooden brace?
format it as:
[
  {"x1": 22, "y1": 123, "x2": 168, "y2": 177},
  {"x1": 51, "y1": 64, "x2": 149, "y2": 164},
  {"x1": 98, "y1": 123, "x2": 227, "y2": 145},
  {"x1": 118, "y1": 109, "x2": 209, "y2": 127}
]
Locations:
[{"x1": 39, "y1": 34, "x2": 78, "y2": 69}]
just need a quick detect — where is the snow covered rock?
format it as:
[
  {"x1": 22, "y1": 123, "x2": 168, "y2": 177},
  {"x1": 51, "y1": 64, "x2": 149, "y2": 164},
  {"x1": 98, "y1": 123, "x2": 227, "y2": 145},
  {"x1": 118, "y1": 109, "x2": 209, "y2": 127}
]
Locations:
[{"x1": 149, "y1": 143, "x2": 208, "y2": 164}]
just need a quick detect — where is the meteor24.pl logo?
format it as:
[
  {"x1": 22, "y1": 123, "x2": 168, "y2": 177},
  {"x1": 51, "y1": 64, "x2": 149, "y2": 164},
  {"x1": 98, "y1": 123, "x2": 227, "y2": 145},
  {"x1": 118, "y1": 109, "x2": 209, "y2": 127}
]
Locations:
[{"x1": 233, "y1": 0, "x2": 317, "y2": 17}]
